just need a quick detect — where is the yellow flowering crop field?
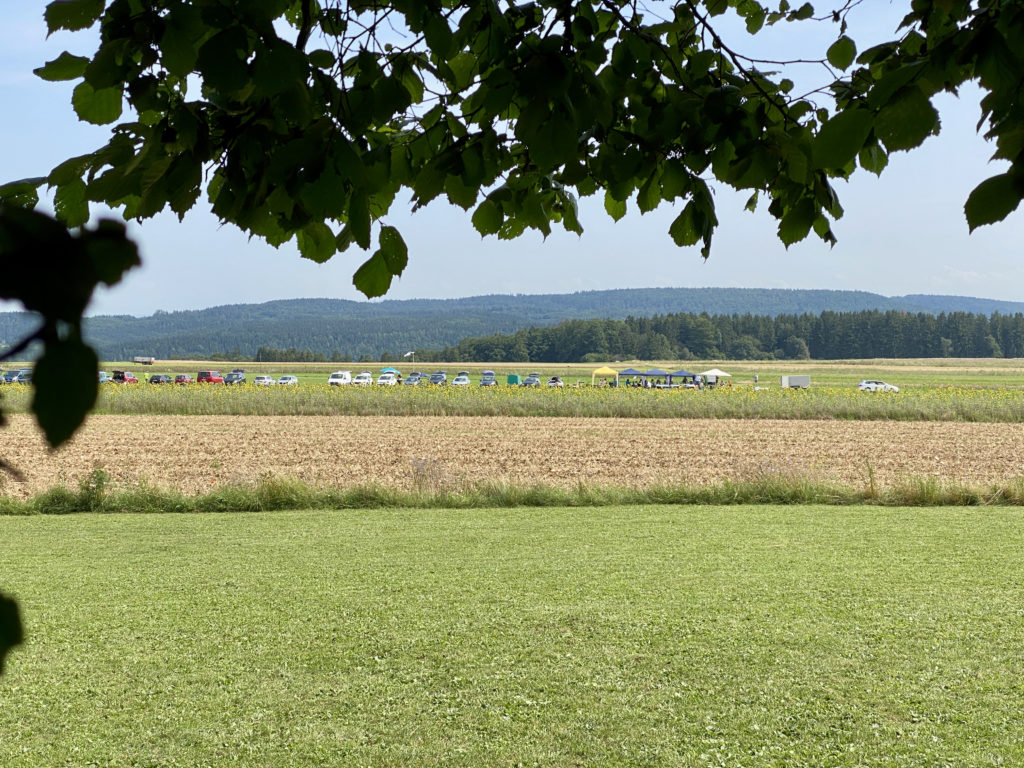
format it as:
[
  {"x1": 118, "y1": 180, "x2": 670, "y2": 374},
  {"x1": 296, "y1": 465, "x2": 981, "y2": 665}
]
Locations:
[{"x1": 4, "y1": 381, "x2": 1024, "y2": 421}]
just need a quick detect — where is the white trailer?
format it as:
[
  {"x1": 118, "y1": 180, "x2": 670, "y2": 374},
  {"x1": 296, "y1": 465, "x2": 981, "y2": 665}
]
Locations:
[
  {"x1": 132, "y1": 356, "x2": 156, "y2": 365},
  {"x1": 780, "y1": 375, "x2": 810, "y2": 389}
]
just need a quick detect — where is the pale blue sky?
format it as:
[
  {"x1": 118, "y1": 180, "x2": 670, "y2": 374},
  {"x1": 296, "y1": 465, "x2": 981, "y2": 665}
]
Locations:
[{"x1": 2, "y1": 3, "x2": 1022, "y2": 317}]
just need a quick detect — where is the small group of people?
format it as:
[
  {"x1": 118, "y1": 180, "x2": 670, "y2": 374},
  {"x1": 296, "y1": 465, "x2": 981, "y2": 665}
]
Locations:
[{"x1": 617, "y1": 374, "x2": 734, "y2": 390}]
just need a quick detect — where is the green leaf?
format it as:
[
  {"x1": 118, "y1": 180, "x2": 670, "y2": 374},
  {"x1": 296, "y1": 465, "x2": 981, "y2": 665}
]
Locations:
[
  {"x1": 352, "y1": 252, "x2": 393, "y2": 298},
  {"x1": 44, "y1": 0, "x2": 104, "y2": 33},
  {"x1": 520, "y1": 192, "x2": 551, "y2": 237},
  {"x1": 668, "y1": 203, "x2": 701, "y2": 247},
  {"x1": 778, "y1": 198, "x2": 816, "y2": 246},
  {"x1": 377, "y1": 225, "x2": 408, "y2": 275},
  {"x1": 826, "y1": 36, "x2": 857, "y2": 70},
  {"x1": 34, "y1": 51, "x2": 90, "y2": 81},
  {"x1": 789, "y1": 2, "x2": 814, "y2": 21},
  {"x1": 633, "y1": 167, "x2": 660, "y2": 214},
  {"x1": 858, "y1": 142, "x2": 888, "y2": 175},
  {"x1": 445, "y1": 175, "x2": 477, "y2": 210},
  {"x1": 160, "y1": 6, "x2": 204, "y2": 76},
  {"x1": 424, "y1": 16, "x2": 453, "y2": 59},
  {"x1": 526, "y1": 110, "x2": 577, "y2": 170},
  {"x1": 83, "y1": 40, "x2": 127, "y2": 90},
  {"x1": 604, "y1": 190, "x2": 626, "y2": 221},
  {"x1": 874, "y1": 87, "x2": 938, "y2": 152},
  {"x1": 964, "y1": 173, "x2": 1023, "y2": 232},
  {"x1": 335, "y1": 226, "x2": 355, "y2": 253},
  {"x1": 296, "y1": 222, "x2": 337, "y2": 263},
  {"x1": 373, "y1": 77, "x2": 412, "y2": 124},
  {"x1": 449, "y1": 52, "x2": 476, "y2": 90},
  {"x1": 309, "y1": 49, "x2": 336, "y2": 69},
  {"x1": 71, "y1": 82, "x2": 123, "y2": 125},
  {"x1": 0, "y1": 178, "x2": 45, "y2": 208},
  {"x1": 659, "y1": 160, "x2": 691, "y2": 201},
  {"x1": 348, "y1": 190, "x2": 371, "y2": 249},
  {"x1": 320, "y1": 8, "x2": 347, "y2": 35},
  {"x1": 32, "y1": 335, "x2": 99, "y2": 449},
  {"x1": 412, "y1": 162, "x2": 445, "y2": 207},
  {"x1": 472, "y1": 199, "x2": 502, "y2": 236},
  {"x1": 813, "y1": 108, "x2": 873, "y2": 170},
  {"x1": 300, "y1": 168, "x2": 348, "y2": 219},
  {"x1": 744, "y1": 6, "x2": 766, "y2": 34},
  {"x1": 254, "y1": 42, "x2": 309, "y2": 96},
  {"x1": 197, "y1": 27, "x2": 251, "y2": 96},
  {"x1": 557, "y1": 189, "x2": 583, "y2": 234},
  {"x1": 0, "y1": 593, "x2": 22, "y2": 676},
  {"x1": 784, "y1": 148, "x2": 809, "y2": 184},
  {"x1": 83, "y1": 220, "x2": 140, "y2": 286},
  {"x1": 54, "y1": 178, "x2": 89, "y2": 228}
]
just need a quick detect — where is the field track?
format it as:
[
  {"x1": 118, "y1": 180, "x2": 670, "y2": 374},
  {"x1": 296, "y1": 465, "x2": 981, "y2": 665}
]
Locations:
[{"x1": 3, "y1": 414, "x2": 1022, "y2": 498}]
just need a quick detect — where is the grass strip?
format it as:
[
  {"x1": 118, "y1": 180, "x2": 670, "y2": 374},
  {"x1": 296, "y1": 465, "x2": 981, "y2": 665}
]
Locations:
[
  {"x1": 3, "y1": 505, "x2": 1024, "y2": 766},
  {"x1": 4, "y1": 470, "x2": 1024, "y2": 515}
]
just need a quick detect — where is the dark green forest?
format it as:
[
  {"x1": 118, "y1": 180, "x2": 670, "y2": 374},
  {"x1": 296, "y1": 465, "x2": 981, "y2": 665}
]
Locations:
[
  {"x1": 432, "y1": 310, "x2": 1021, "y2": 362},
  {"x1": 2, "y1": 288, "x2": 1023, "y2": 361},
  {"x1": 232, "y1": 310, "x2": 1023, "y2": 364}
]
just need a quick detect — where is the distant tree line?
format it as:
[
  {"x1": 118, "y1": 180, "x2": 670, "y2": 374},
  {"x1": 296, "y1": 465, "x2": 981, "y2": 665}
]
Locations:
[{"x1": 421, "y1": 310, "x2": 1023, "y2": 363}]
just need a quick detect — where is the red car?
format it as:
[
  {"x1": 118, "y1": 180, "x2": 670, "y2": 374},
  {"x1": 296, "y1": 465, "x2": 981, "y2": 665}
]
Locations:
[
  {"x1": 197, "y1": 370, "x2": 224, "y2": 383},
  {"x1": 174, "y1": 374, "x2": 193, "y2": 385},
  {"x1": 112, "y1": 370, "x2": 138, "y2": 384}
]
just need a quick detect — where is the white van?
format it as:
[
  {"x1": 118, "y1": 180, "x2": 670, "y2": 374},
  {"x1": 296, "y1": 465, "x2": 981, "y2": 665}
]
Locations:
[{"x1": 328, "y1": 371, "x2": 352, "y2": 386}]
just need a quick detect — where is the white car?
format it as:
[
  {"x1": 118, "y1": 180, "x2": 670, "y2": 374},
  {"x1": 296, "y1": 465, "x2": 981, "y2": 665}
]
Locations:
[
  {"x1": 858, "y1": 379, "x2": 899, "y2": 393},
  {"x1": 353, "y1": 372, "x2": 373, "y2": 385},
  {"x1": 377, "y1": 373, "x2": 397, "y2": 385},
  {"x1": 328, "y1": 371, "x2": 351, "y2": 386},
  {"x1": 253, "y1": 375, "x2": 276, "y2": 386},
  {"x1": 277, "y1": 375, "x2": 299, "y2": 386},
  {"x1": 547, "y1": 376, "x2": 564, "y2": 388},
  {"x1": 451, "y1": 374, "x2": 470, "y2": 386}
]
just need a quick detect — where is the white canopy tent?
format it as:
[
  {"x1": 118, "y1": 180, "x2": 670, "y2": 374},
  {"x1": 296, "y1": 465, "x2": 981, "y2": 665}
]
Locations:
[{"x1": 699, "y1": 368, "x2": 731, "y2": 387}]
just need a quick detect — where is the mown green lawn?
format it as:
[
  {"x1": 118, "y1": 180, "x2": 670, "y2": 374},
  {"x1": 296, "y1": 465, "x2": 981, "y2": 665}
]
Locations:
[{"x1": 2, "y1": 506, "x2": 1022, "y2": 766}]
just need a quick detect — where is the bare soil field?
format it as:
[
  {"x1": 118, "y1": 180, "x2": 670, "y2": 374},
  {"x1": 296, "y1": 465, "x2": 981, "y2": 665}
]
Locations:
[{"x1": 2, "y1": 414, "x2": 1021, "y2": 498}]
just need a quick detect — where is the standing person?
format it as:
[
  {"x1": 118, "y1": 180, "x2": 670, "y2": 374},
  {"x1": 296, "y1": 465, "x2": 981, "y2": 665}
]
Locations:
[{"x1": 754, "y1": 373, "x2": 758, "y2": 385}]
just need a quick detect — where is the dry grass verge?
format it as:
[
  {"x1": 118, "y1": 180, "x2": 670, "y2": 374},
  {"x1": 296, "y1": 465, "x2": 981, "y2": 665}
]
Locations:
[
  {"x1": 3, "y1": 470, "x2": 1024, "y2": 516},
  {"x1": 2, "y1": 414, "x2": 1023, "y2": 499}
]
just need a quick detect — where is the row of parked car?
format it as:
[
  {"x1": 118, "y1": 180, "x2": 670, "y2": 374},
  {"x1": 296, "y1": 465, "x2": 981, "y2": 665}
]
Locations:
[
  {"x1": 325, "y1": 370, "x2": 566, "y2": 387},
  {"x1": 5, "y1": 366, "x2": 569, "y2": 388},
  {"x1": 97, "y1": 369, "x2": 302, "y2": 386}
]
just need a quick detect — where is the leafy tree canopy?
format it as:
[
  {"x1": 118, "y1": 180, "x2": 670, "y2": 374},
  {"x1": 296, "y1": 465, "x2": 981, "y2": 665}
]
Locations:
[{"x1": 7, "y1": 0, "x2": 1024, "y2": 313}]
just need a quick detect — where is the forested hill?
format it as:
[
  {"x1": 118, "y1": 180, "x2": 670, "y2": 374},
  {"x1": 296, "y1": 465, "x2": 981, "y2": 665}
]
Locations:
[{"x1": 1, "y1": 288, "x2": 1022, "y2": 360}]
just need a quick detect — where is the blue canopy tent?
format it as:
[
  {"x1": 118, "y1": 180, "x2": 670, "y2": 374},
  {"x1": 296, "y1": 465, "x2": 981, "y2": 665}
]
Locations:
[
  {"x1": 618, "y1": 368, "x2": 645, "y2": 376},
  {"x1": 380, "y1": 367, "x2": 400, "y2": 373},
  {"x1": 669, "y1": 369, "x2": 695, "y2": 386},
  {"x1": 636, "y1": 368, "x2": 669, "y2": 389}
]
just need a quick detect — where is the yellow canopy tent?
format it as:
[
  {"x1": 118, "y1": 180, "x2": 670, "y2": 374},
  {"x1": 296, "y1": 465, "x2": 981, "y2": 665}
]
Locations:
[{"x1": 592, "y1": 366, "x2": 619, "y2": 386}]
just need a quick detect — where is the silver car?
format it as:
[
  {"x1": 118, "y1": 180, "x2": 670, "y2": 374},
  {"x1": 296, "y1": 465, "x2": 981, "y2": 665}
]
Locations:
[{"x1": 857, "y1": 379, "x2": 899, "y2": 393}]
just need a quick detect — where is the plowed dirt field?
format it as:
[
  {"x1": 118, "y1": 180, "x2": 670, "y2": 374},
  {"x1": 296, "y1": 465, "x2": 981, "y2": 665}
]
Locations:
[{"x1": 3, "y1": 414, "x2": 1022, "y2": 498}]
